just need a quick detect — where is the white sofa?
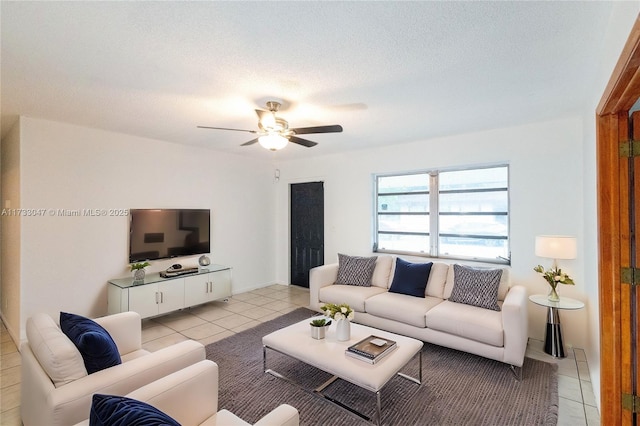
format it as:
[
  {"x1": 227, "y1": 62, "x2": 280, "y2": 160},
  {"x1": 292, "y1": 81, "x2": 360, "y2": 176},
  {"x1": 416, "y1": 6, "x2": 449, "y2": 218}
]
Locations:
[
  {"x1": 21, "y1": 311, "x2": 206, "y2": 426},
  {"x1": 310, "y1": 255, "x2": 528, "y2": 370},
  {"x1": 74, "y1": 360, "x2": 300, "y2": 426}
]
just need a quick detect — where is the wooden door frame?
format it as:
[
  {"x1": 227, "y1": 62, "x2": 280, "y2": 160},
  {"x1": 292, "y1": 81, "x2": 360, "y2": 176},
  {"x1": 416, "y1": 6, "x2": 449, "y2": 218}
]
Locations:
[{"x1": 597, "y1": 15, "x2": 640, "y2": 424}]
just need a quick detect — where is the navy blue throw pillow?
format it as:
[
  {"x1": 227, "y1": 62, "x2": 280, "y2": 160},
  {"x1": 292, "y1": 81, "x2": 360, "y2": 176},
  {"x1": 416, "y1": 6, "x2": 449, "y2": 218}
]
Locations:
[
  {"x1": 60, "y1": 312, "x2": 121, "y2": 374},
  {"x1": 388, "y1": 258, "x2": 433, "y2": 298},
  {"x1": 90, "y1": 394, "x2": 181, "y2": 426}
]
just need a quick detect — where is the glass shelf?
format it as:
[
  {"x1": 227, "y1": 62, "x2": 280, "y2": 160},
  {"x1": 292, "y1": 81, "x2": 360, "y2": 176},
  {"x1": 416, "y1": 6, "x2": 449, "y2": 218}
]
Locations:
[
  {"x1": 528, "y1": 294, "x2": 585, "y2": 310},
  {"x1": 109, "y1": 264, "x2": 230, "y2": 289}
]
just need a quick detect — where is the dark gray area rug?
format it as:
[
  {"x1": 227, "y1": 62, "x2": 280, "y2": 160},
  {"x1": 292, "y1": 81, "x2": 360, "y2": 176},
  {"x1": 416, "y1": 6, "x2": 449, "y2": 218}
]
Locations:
[{"x1": 205, "y1": 308, "x2": 558, "y2": 425}]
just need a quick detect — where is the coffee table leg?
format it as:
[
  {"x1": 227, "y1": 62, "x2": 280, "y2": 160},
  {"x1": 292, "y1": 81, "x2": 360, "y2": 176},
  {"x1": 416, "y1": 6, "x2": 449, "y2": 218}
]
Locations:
[
  {"x1": 262, "y1": 344, "x2": 422, "y2": 425},
  {"x1": 397, "y1": 350, "x2": 422, "y2": 385},
  {"x1": 263, "y1": 345, "x2": 267, "y2": 372}
]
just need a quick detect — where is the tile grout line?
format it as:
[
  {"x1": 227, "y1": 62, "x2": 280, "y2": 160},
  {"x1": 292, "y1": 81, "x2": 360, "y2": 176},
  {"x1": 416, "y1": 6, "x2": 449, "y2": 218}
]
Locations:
[{"x1": 574, "y1": 348, "x2": 591, "y2": 424}]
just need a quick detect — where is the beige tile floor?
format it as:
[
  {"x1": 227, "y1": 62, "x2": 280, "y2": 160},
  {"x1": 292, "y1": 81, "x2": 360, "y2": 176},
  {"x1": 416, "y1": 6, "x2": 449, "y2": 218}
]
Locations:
[{"x1": 1, "y1": 284, "x2": 599, "y2": 425}]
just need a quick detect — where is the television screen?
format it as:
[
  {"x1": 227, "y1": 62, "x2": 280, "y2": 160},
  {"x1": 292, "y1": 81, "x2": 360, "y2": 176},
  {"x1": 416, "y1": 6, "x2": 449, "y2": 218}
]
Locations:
[{"x1": 129, "y1": 209, "x2": 210, "y2": 263}]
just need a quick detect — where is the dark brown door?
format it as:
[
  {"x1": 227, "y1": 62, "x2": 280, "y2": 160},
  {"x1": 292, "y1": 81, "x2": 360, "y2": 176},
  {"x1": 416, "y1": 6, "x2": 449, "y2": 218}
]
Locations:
[
  {"x1": 290, "y1": 182, "x2": 324, "y2": 288},
  {"x1": 597, "y1": 15, "x2": 640, "y2": 423}
]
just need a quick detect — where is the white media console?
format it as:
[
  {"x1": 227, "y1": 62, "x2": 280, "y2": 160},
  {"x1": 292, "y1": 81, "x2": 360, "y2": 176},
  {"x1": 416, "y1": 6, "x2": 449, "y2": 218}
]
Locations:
[{"x1": 107, "y1": 265, "x2": 232, "y2": 319}]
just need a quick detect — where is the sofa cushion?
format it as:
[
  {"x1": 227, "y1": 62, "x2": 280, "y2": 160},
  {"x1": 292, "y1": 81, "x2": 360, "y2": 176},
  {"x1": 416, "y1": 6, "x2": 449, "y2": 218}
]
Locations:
[
  {"x1": 365, "y1": 292, "x2": 443, "y2": 328},
  {"x1": 448, "y1": 265, "x2": 502, "y2": 311},
  {"x1": 335, "y1": 253, "x2": 377, "y2": 287},
  {"x1": 89, "y1": 394, "x2": 180, "y2": 426},
  {"x1": 444, "y1": 264, "x2": 510, "y2": 301},
  {"x1": 60, "y1": 312, "x2": 122, "y2": 374},
  {"x1": 425, "y1": 262, "x2": 449, "y2": 298},
  {"x1": 371, "y1": 255, "x2": 393, "y2": 288},
  {"x1": 319, "y1": 284, "x2": 387, "y2": 313},
  {"x1": 425, "y1": 300, "x2": 504, "y2": 347},
  {"x1": 388, "y1": 258, "x2": 432, "y2": 298},
  {"x1": 26, "y1": 313, "x2": 88, "y2": 387}
]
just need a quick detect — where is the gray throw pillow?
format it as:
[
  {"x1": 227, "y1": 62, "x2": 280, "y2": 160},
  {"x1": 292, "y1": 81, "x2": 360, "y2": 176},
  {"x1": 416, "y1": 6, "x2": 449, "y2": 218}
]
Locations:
[
  {"x1": 336, "y1": 253, "x2": 377, "y2": 287},
  {"x1": 449, "y1": 264, "x2": 502, "y2": 311}
]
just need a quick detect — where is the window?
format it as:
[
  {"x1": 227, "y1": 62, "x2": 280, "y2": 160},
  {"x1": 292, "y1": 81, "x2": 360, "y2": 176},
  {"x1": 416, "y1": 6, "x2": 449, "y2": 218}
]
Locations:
[{"x1": 374, "y1": 165, "x2": 509, "y2": 263}]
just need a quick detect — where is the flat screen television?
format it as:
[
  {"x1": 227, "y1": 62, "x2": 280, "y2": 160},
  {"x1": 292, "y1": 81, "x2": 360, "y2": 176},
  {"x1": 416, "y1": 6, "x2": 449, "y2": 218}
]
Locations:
[{"x1": 129, "y1": 209, "x2": 210, "y2": 263}]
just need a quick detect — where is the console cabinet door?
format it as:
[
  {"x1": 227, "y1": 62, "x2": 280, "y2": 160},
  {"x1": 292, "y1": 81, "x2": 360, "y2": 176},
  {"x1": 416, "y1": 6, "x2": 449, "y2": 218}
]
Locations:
[
  {"x1": 128, "y1": 284, "x2": 160, "y2": 319},
  {"x1": 211, "y1": 269, "x2": 232, "y2": 300},
  {"x1": 128, "y1": 280, "x2": 185, "y2": 318},
  {"x1": 158, "y1": 279, "x2": 185, "y2": 314},
  {"x1": 184, "y1": 274, "x2": 213, "y2": 307}
]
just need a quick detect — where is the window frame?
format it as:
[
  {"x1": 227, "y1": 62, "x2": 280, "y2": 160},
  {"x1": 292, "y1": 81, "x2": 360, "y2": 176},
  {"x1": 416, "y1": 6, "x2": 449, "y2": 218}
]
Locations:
[{"x1": 373, "y1": 164, "x2": 510, "y2": 265}]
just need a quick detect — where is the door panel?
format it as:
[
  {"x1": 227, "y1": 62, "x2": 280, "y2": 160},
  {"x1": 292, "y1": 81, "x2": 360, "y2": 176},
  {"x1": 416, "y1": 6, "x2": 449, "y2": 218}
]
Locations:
[{"x1": 290, "y1": 182, "x2": 324, "y2": 288}]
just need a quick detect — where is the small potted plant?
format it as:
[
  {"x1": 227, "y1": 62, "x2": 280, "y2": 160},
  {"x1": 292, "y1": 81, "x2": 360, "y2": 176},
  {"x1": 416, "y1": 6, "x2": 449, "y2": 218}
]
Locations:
[
  {"x1": 130, "y1": 261, "x2": 151, "y2": 283},
  {"x1": 310, "y1": 317, "x2": 332, "y2": 340}
]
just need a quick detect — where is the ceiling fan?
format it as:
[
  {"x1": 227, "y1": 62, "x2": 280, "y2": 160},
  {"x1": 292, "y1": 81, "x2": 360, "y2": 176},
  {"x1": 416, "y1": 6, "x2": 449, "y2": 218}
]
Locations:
[{"x1": 197, "y1": 101, "x2": 343, "y2": 151}]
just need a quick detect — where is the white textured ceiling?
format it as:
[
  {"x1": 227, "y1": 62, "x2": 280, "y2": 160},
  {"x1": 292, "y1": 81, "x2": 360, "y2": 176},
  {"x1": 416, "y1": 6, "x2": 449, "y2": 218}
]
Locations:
[{"x1": 1, "y1": 1, "x2": 615, "y2": 159}]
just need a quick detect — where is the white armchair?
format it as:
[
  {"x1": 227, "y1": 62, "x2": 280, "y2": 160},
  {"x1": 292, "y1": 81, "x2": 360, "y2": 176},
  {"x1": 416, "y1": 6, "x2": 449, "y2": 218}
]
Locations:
[
  {"x1": 21, "y1": 311, "x2": 206, "y2": 426},
  {"x1": 74, "y1": 360, "x2": 300, "y2": 426}
]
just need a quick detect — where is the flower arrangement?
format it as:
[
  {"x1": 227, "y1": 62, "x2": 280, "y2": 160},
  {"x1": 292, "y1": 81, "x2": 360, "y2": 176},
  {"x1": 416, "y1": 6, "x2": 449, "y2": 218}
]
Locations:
[
  {"x1": 534, "y1": 264, "x2": 574, "y2": 301},
  {"x1": 533, "y1": 265, "x2": 575, "y2": 288},
  {"x1": 320, "y1": 303, "x2": 355, "y2": 321}
]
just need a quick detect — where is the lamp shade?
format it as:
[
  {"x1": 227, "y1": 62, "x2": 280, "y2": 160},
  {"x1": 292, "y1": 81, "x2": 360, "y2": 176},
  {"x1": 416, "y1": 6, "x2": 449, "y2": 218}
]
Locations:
[
  {"x1": 258, "y1": 134, "x2": 288, "y2": 151},
  {"x1": 535, "y1": 235, "x2": 577, "y2": 259}
]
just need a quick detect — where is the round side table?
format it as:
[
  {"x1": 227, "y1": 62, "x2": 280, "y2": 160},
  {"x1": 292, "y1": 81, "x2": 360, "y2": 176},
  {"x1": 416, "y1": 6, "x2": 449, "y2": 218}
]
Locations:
[{"x1": 528, "y1": 294, "x2": 585, "y2": 358}]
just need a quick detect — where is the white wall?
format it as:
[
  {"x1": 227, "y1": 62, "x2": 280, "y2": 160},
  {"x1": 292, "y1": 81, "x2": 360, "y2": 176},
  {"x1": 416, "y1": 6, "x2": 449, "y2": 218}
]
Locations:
[
  {"x1": 1, "y1": 119, "x2": 22, "y2": 343},
  {"x1": 15, "y1": 117, "x2": 276, "y2": 339},
  {"x1": 275, "y1": 116, "x2": 588, "y2": 347},
  {"x1": 582, "y1": 3, "x2": 640, "y2": 412}
]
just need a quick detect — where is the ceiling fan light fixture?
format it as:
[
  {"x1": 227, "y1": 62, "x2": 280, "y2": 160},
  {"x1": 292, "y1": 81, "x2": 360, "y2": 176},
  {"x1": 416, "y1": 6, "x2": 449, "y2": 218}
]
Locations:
[
  {"x1": 260, "y1": 113, "x2": 277, "y2": 129},
  {"x1": 258, "y1": 133, "x2": 288, "y2": 151},
  {"x1": 197, "y1": 100, "x2": 342, "y2": 149}
]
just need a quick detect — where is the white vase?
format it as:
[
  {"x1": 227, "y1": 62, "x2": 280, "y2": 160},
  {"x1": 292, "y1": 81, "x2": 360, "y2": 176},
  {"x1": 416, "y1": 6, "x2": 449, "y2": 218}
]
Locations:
[{"x1": 336, "y1": 319, "x2": 351, "y2": 341}]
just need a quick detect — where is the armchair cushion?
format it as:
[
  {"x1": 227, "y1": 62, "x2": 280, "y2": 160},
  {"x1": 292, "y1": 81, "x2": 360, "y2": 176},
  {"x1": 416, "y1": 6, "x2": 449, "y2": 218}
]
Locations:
[
  {"x1": 26, "y1": 313, "x2": 88, "y2": 387},
  {"x1": 89, "y1": 394, "x2": 180, "y2": 426},
  {"x1": 61, "y1": 312, "x2": 122, "y2": 374}
]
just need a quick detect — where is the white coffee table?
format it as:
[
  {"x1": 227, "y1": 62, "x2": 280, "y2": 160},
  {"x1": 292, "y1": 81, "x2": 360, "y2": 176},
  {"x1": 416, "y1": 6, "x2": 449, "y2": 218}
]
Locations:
[{"x1": 262, "y1": 318, "x2": 423, "y2": 425}]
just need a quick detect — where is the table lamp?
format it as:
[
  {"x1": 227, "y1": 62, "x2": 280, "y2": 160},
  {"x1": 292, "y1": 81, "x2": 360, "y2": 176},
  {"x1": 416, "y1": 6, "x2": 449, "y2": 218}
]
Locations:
[{"x1": 535, "y1": 235, "x2": 577, "y2": 268}]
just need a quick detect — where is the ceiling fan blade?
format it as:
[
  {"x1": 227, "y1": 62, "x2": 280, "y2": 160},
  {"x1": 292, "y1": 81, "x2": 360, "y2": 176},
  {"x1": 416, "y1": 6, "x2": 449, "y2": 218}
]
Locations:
[
  {"x1": 197, "y1": 126, "x2": 257, "y2": 134},
  {"x1": 240, "y1": 138, "x2": 260, "y2": 146},
  {"x1": 290, "y1": 125, "x2": 343, "y2": 135},
  {"x1": 289, "y1": 136, "x2": 318, "y2": 148}
]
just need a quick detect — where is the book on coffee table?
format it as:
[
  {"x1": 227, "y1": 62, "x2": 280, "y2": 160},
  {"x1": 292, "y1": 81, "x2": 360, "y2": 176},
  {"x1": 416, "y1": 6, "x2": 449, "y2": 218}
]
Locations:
[{"x1": 346, "y1": 335, "x2": 397, "y2": 364}]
